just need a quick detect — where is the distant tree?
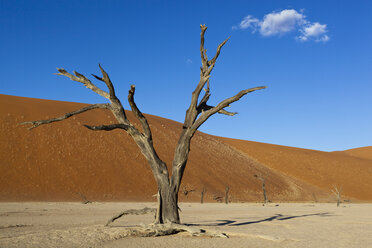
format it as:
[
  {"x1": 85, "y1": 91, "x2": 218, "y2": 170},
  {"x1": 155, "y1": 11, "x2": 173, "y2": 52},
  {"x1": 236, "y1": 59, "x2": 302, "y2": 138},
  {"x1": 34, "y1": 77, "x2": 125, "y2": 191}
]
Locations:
[
  {"x1": 213, "y1": 194, "x2": 223, "y2": 203},
  {"x1": 312, "y1": 192, "x2": 318, "y2": 203},
  {"x1": 181, "y1": 185, "x2": 195, "y2": 199},
  {"x1": 225, "y1": 185, "x2": 230, "y2": 204},
  {"x1": 200, "y1": 187, "x2": 206, "y2": 204},
  {"x1": 76, "y1": 192, "x2": 91, "y2": 204},
  {"x1": 22, "y1": 25, "x2": 266, "y2": 224},
  {"x1": 254, "y1": 175, "x2": 268, "y2": 205},
  {"x1": 331, "y1": 185, "x2": 342, "y2": 207}
]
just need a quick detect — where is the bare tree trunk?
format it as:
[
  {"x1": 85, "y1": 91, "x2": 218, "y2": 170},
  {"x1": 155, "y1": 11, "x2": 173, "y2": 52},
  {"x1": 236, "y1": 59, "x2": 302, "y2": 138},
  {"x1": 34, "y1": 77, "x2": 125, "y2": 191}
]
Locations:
[
  {"x1": 154, "y1": 191, "x2": 161, "y2": 224},
  {"x1": 255, "y1": 175, "x2": 268, "y2": 205},
  {"x1": 159, "y1": 185, "x2": 180, "y2": 223},
  {"x1": 200, "y1": 187, "x2": 206, "y2": 204},
  {"x1": 332, "y1": 186, "x2": 342, "y2": 207},
  {"x1": 312, "y1": 193, "x2": 318, "y2": 203},
  {"x1": 262, "y1": 181, "x2": 268, "y2": 204}
]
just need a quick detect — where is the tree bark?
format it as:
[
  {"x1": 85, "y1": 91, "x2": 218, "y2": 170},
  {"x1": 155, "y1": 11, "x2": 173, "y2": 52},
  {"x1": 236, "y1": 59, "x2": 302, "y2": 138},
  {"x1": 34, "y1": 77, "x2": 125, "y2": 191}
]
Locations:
[{"x1": 157, "y1": 184, "x2": 180, "y2": 223}]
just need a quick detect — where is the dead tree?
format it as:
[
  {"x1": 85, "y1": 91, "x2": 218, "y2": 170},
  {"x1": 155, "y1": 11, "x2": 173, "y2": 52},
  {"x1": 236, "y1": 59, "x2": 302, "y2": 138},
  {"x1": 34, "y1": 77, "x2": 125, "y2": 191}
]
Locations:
[
  {"x1": 254, "y1": 175, "x2": 268, "y2": 205},
  {"x1": 213, "y1": 194, "x2": 223, "y2": 203},
  {"x1": 200, "y1": 187, "x2": 206, "y2": 204},
  {"x1": 312, "y1": 192, "x2": 318, "y2": 203},
  {"x1": 181, "y1": 185, "x2": 195, "y2": 199},
  {"x1": 21, "y1": 25, "x2": 266, "y2": 224},
  {"x1": 76, "y1": 192, "x2": 92, "y2": 204},
  {"x1": 331, "y1": 185, "x2": 342, "y2": 207},
  {"x1": 225, "y1": 185, "x2": 230, "y2": 204}
]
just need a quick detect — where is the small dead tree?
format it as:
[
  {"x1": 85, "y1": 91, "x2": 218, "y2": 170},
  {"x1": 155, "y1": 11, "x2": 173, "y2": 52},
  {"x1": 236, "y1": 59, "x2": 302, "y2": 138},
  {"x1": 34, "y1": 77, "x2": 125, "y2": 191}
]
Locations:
[
  {"x1": 213, "y1": 194, "x2": 223, "y2": 203},
  {"x1": 254, "y1": 175, "x2": 268, "y2": 205},
  {"x1": 225, "y1": 185, "x2": 230, "y2": 204},
  {"x1": 76, "y1": 192, "x2": 92, "y2": 204},
  {"x1": 21, "y1": 25, "x2": 266, "y2": 224},
  {"x1": 331, "y1": 185, "x2": 342, "y2": 207},
  {"x1": 181, "y1": 185, "x2": 195, "y2": 199},
  {"x1": 312, "y1": 192, "x2": 318, "y2": 203},
  {"x1": 200, "y1": 187, "x2": 206, "y2": 204}
]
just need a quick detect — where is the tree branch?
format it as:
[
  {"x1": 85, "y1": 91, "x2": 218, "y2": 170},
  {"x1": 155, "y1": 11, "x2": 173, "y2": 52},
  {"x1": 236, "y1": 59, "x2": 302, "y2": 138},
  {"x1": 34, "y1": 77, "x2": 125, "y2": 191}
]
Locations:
[
  {"x1": 115, "y1": 223, "x2": 229, "y2": 238},
  {"x1": 217, "y1": 108, "x2": 237, "y2": 116},
  {"x1": 84, "y1": 123, "x2": 130, "y2": 131},
  {"x1": 197, "y1": 103, "x2": 237, "y2": 116},
  {"x1": 55, "y1": 68, "x2": 110, "y2": 99},
  {"x1": 200, "y1": 24, "x2": 208, "y2": 69},
  {"x1": 128, "y1": 85, "x2": 152, "y2": 139},
  {"x1": 192, "y1": 86, "x2": 267, "y2": 131},
  {"x1": 105, "y1": 207, "x2": 156, "y2": 226},
  {"x1": 184, "y1": 25, "x2": 229, "y2": 128},
  {"x1": 20, "y1": 103, "x2": 110, "y2": 129},
  {"x1": 197, "y1": 81, "x2": 211, "y2": 110},
  {"x1": 207, "y1": 36, "x2": 230, "y2": 74},
  {"x1": 91, "y1": 64, "x2": 116, "y2": 100}
]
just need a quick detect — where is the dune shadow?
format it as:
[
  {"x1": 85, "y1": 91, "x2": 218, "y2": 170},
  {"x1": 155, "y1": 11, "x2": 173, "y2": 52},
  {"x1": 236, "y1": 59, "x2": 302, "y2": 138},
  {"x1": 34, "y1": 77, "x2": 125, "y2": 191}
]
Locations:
[{"x1": 186, "y1": 212, "x2": 334, "y2": 227}]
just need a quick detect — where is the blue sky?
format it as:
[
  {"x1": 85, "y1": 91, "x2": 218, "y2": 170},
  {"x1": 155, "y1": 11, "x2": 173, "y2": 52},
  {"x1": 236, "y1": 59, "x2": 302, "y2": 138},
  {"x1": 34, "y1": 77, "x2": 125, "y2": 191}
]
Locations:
[{"x1": 1, "y1": 0, "x2": 371, "y2": 151}]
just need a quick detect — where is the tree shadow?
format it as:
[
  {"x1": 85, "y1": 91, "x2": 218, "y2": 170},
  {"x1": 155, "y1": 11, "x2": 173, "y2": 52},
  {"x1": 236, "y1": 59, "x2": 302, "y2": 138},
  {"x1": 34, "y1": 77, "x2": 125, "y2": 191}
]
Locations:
[{"x1": 186, "y1": 212, "x2": 334, "y2": 227}]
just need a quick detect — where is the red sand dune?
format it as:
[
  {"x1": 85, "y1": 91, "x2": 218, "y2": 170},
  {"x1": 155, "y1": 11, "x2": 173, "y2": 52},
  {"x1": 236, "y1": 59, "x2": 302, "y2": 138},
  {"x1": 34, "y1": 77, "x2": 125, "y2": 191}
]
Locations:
[
  {"x1": 1, "y1": 94, "x2": 371, "y2": 202},
  {"x1": 336, "y1": 146, "x2": 372, "y2": 161}
]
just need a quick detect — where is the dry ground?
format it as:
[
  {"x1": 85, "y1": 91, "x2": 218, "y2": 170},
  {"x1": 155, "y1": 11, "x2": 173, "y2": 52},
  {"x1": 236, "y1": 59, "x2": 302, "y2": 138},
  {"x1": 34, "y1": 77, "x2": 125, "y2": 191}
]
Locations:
[{"x1": 1, "y1": 202, "x2": 371, "y2": 248}]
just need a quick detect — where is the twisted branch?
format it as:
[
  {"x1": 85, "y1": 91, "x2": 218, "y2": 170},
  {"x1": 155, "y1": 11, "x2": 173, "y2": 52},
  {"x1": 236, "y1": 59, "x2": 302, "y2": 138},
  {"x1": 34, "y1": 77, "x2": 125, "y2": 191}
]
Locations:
[
  {"x1": 105, "y1": 207, "x2": 156, "y2": 226},
  {"x1": 197, "y1": 102, "x2": 237, "y2": 116},
  {"x1": 128, "y1": 85, "x2": 152, "y2": 138},
  {"x1": 84, "y1": 123, "x2": 130, "y2": 131},
  {"x1": 207, "y1": 36, "x2": 230, "y2": 74},
  {"x1": 192, "y1": 86, "x2": 267, "y2": 131},
  {"x1": 20, "y1": 103, "x2": 110, "y2": 129},
  {"x1": 56, "y1": 68, "x2": 110, "y2": 99},
  {"x1": 92, "y1": 64, "x2": 116, "y2": 100},
  {"x1": 200, "y1": 24, "x2": 208, "y2": 69}
]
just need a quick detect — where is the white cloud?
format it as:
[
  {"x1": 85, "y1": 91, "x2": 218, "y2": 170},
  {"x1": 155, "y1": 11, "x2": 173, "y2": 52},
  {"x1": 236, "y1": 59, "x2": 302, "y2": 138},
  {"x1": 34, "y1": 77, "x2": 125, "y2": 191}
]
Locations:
[
  {"x1": 317, "y1": 34, "x2": 330, "y2": 42},
  {"x1": 239, "y1": 15, "x2": 260, "y2": 30},
  {"x1": 233, "y1": 9, "x2": 330, "y2": 42},
  {"x1": 298, "y1": 22, "x2": 330, "y2": 42},
  {"x1": 260, "y1": 9, "x2": 305, "y2": 36}
]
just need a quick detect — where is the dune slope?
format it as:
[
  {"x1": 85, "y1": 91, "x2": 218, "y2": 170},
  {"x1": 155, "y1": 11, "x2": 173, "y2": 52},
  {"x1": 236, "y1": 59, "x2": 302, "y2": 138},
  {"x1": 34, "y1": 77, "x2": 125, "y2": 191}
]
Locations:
[
  {"x1": 1, "y1": 94, "x2": 371, "y2": 202},
  {"x1": 337, "y1": 146, "x2": 372, "y2": 160}
]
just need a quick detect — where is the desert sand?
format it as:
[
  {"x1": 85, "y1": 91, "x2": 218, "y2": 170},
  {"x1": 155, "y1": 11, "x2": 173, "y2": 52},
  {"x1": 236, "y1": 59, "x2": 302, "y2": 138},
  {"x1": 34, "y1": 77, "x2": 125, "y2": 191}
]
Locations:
[
  {"x1": 1, "y1": 94, "x2": 372, "y2": 247},
  {"x1": 1, "y1": 202, "x2": 371, "y2": 248}
]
